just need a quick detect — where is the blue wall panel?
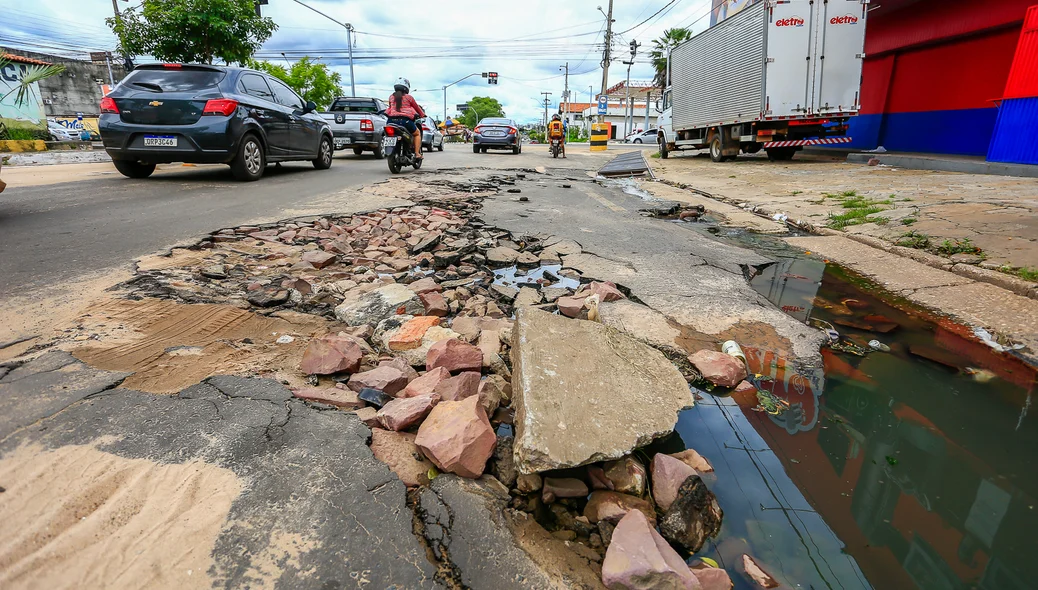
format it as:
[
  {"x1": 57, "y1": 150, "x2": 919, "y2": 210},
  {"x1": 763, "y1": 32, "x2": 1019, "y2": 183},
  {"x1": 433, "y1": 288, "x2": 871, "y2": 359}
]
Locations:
[
  {"x1": 988, "y1": 97, "x2": 1038, "y2": 164},
  {"x1": 843, "y1": 108, "x2": 998, "y2": 155}
]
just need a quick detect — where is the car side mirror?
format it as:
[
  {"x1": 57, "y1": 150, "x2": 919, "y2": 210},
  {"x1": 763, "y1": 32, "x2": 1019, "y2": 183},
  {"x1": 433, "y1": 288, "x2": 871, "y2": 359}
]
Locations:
[
  {"x1": 654, "y1": 100, "x2": 662, "y2": 113},
  {"x1": 303, "y1": 100, "x2": 317, "y2": 114}
]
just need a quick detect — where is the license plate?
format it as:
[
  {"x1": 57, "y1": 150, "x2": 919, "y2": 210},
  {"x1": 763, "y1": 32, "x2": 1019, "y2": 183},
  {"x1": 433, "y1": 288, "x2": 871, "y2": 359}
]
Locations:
[
  {"x1": 485, "y1": 131, "x2": 504, "y2": 137},
  {"x1": 143, "y1": 135, "x2": 176, "y2": 147},
  {"x1": 382, "y1": 137, "x2": 397, "y2": 147},
  {"x1": 334, "y1": 137, "x2": 351, "y2": 147}
]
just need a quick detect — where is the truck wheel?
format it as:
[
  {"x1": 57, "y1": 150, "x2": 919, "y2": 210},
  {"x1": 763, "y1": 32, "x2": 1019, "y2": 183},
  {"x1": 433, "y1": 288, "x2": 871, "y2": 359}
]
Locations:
[
  {"x1": 353, "y1": 147, "x2": 363, "y2": 155},
  {"x1": 709, "y1": 135, "x2": 725, "y2": 163},
  {"x1": 766, "y1": 147, "x2": 796, "y2": 161},
  {"x1": 373, "y1": 138, "x2": 386, "y2": 159},
  {"x1": 113, "y1": 159, "x2": 156, "y2": 179},
  {"x1": 658, "y1": 136, "x2": 669, "y2": 159}
]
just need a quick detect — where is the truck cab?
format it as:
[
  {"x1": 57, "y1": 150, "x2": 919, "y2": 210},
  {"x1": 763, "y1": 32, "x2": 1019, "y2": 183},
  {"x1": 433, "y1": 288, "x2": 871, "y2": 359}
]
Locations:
[{"x1": 657, "y1": 90, "x2": 673, "y2": 158}]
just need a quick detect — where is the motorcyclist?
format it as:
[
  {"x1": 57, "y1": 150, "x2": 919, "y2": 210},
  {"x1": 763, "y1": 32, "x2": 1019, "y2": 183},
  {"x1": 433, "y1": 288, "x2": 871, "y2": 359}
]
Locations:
[
  {"x1": 547, "y1": 113, "x2": 566, "y2": 158},
  {"x1": 386, "y1": 77, "x2": 426, "y2": 160}
]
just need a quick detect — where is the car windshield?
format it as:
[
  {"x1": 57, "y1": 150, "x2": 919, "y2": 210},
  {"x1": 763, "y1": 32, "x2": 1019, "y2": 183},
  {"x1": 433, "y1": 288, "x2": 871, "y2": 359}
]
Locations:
[
  {"x1": 329, "y1": 100, "x2": 379, "y2": 113},
  {"x1": 125, "y1": 68, "x2": 225, "y2": 92},
  {"x1": 481, "y1": 118, "x2": 512, "y2": 126}
]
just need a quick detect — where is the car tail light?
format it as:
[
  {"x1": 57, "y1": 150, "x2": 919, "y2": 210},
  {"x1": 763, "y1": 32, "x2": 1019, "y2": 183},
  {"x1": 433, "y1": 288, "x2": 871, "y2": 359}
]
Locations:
[
  {"x1": 360, "y1": 119, "x2": 373, "y2": 132},
  {"x1": 473, "y1": 126, "x2": 483, "y2": 134},
  {"x1": 163, "y1": 63, "x2": 182, "y2": 69},
  {"x1": 385, "y1": 126, "x2": 396, "y2": 136},
  {"x1": 508, "y1": 126, "x2": 517, "y2": 134},
  {"x1": 100, "y1": 96, "x2": 119, "y2": 114},
  {"x1": 202, "y1": 99, "x2": 239, "y2": 116}
]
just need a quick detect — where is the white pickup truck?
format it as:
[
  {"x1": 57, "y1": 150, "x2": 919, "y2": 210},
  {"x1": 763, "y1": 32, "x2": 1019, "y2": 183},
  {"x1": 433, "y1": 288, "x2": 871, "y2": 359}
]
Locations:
[{"x1": 320, "y1": 97, "x2": 389, "y2": 158}]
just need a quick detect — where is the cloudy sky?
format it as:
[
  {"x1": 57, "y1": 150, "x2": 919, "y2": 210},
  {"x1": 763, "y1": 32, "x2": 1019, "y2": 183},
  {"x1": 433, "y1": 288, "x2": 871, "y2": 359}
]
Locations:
[{"x1": 0, "y1": 0, "x2": 715, "y2": 123}]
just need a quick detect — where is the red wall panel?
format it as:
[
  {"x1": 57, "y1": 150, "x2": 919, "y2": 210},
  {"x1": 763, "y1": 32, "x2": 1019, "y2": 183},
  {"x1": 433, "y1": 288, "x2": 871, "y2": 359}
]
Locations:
[
  {"x1": 881, "y1": 28, "x2": 1020, "y2": 113},
  {"x1": 859, "y1": 55, "x2": 896, "y2": 115},
  {"x1": 1005, "y1": 6, "x2": 1038, "y2": 99},
  {"x1": 866, "y1": 0, "x2": 1032, "y2": 55}
]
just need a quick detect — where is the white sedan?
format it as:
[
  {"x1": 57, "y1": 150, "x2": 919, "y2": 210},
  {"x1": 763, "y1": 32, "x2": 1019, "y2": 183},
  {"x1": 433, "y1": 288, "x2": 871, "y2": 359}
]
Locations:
[{"x1": 624, "y1": 128, "x2": 659, "y2": 144}]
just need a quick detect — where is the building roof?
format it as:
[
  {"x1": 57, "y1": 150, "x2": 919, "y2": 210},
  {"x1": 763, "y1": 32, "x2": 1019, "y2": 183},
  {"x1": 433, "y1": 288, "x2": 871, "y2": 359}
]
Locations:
[
  {"x1": 604, "y1": 80, "x2": 660, "y2": 100},
  {"x1": 1, "y1": 52, "x2": 53, "y2": 66}
]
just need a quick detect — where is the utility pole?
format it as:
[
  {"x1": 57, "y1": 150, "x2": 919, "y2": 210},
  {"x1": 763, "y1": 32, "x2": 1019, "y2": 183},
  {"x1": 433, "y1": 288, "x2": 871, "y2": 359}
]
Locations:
[
  {"x1": 540, "y1": 92, "x2": 552, "y2": 131},
  {"x1": 623, "y1": 40, "x2": 640, "y2": 138},
  {"x1": 291, "y1": 0, "x2": 355, "y2": 96},
  {"x1": 599, "y1": 0, "x2": 615, "y2": 96},
  {"x1": 559, "y1": 62, "x2": 569, "y2": 121},
  {"x1": 111, "y1": 0, "x2": 120, "y2": 16}
]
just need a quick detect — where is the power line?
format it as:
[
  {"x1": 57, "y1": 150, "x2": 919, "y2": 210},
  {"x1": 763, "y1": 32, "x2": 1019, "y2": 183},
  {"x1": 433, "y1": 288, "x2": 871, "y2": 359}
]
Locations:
[{"x1": 618, "y1": 0, "x2": 681, "y2": 35}]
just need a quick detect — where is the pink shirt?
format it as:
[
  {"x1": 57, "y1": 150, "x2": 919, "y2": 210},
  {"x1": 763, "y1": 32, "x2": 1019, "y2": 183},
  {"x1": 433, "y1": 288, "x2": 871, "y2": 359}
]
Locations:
[{"x1": 386, "y1": 93, "x2": 426, "y2": 119}]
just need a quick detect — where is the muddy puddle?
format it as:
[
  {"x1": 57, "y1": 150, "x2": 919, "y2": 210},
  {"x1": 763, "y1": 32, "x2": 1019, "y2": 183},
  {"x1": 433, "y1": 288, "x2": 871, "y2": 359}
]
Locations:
[{"x1": 666, "y1": 223, "x2": 1038, "y2": 589}]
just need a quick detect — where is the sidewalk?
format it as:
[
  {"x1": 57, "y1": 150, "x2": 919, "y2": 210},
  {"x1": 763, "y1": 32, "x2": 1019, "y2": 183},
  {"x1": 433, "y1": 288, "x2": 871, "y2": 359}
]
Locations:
[{"x1": 649, "y1": 151, "x2": 1038, "y2": 274}]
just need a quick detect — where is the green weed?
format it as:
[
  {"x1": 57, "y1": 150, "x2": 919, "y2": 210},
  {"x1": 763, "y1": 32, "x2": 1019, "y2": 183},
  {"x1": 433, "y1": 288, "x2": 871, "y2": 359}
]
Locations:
[
  {"x1": 791, "y1": 190, "x2": 803, "y2": 196},
  {"x1": 936, "y1": 237, "x2": 982, "y2": 256},
  {"x1": 896, "y1": 231, "x2": 931, "y2": 249},
  {"x1": 1003, "y1": 266, "x2": 1038, "y2": 281},
  {"x1": 827, "y1": 206, "x2": 886, "y2": 229},
  {"x1": 901, "y1": 218, "x2": 917, "y2": 226}
]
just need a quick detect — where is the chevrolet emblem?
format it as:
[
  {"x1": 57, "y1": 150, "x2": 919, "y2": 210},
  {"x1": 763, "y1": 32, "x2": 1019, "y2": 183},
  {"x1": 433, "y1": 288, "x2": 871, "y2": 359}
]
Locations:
[{"x1": 149, "y1": 101, "x2": 163, "y2": 107}]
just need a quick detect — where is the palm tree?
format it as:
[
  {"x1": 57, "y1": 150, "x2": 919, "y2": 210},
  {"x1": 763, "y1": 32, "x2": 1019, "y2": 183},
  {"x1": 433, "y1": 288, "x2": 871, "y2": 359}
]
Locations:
[
  {"x1": 649, "y1": 28, "x2": 693, "y2": 89},
  {"x1": 0, "y1": 57, "x2": 66, "y2": 108}
]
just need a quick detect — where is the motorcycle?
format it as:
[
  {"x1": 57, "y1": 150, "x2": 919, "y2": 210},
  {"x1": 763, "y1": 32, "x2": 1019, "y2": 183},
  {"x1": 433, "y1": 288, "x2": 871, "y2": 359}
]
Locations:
[
  {"x1": 550, "y1": 137, "x2": 562, "y2": 159},
  {"x1": 383, "y1": 118, "x2": 423, "y2": 174}
]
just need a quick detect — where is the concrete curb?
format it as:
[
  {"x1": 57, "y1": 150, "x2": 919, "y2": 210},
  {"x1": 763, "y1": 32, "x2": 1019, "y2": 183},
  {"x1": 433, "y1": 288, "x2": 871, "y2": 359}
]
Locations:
[
  {"x1": 846, "y1": 152, "x2": 1038, "y2": 178},
  {"x1": 648, "y1": 172, "x2": 1038, "y2": 301}
]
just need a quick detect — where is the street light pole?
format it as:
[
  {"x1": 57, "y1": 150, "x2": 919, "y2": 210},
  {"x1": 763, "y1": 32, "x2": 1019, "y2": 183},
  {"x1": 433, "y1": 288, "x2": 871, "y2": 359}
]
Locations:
[
  {"x1": 291, "y1": 0, "x2": 355, "y2": 96},
  {"x1": 442, "y1": 72, "x2": 483, "y2": 126},
  {"x1": 540, "y1": 92, "x2": 552, "y2": 131}
]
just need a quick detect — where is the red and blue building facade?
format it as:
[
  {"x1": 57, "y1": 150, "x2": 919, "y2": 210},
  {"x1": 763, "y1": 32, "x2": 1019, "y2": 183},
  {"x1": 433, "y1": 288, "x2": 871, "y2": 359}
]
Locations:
[{"x1": 847, "y1": 0, "x2": 1036, "y2": 156}]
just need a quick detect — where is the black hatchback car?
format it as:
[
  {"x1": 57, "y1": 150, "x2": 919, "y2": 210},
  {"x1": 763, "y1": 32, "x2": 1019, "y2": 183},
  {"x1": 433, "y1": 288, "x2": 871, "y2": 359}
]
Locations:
[{"x1": 99, "y1": 63, "x2": 333, "y2": 181}]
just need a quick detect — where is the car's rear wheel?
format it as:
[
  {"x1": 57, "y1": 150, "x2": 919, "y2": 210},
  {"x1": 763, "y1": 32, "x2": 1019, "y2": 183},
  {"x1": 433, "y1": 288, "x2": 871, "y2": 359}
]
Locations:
[
  {"x1": 231, "y1": 134, "x2": 265, "y2": 181},
  {"x1": 313, "y1": 136, "x2": 333, "y2": 170},
  {"x1": 373, "y1": 137, "x2": 386, "y2": 159},
  {"x1": 353, "y1": 147, "x2": 363, "y2": 155},
  {"x1": 113, "y1": 159, "x2": 156, "y2": 179},
  {"x1": 473, "y1": 145, "x2": 480, "y2": 154},
  {"x1": 437, "y1": 138, "x2": 444, "y2": 152},
  {"x1": 512, "y1": 144, "x2": 520, "y2": 155}
]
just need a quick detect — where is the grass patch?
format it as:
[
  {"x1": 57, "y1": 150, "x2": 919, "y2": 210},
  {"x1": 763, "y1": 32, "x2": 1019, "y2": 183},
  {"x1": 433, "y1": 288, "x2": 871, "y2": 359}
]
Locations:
[
  {"x1": 1, "y1": 127, "x2": 37, "y2": 140},
  {"x1": 896, "y1": 231, "x2": 931, "y2": 249},
  {"x1": 791, "y1": 190, "x2": 802, "y2": 196},
  {"x1": 935, "y1": 237, "x2": 982, "y2": 256},
  {"x1": 823, "y1": 190, "x2": 895, "y2": 229},
  {"x1": 1002, "y1": 266, "x2": 1038, "y2": 281},
  {"x1": 649, "y1": 152, "x2": 661, "y2": 159},
  {"x1": 901, "y1": 217, "x2": 917, "y2": 225},
  {"x1": 827, "y1": 206, "x2": 886, "y2": 229}
]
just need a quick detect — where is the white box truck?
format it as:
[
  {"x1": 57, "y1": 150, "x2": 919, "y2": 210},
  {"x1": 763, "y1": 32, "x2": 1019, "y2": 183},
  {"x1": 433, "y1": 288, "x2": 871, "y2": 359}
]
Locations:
[{"x1": 657, "y1": 0, "x2": 868, "y2": 162}]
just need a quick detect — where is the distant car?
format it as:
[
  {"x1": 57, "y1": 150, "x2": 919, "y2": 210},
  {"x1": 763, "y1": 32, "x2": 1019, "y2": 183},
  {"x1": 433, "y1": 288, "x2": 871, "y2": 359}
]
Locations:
[
  {"x1": 99, "y1": 63, "x2": 333, "y2": 181},
  {"x1": 47, "y1": 120, "x2": 79, "y2": 142},
  {"x1": 472, "y1": 118, "x2": 521, "y2": 154},
  {"x1": 421, "y1": 119, "x2": 444, "y2": 152},
  {"x1": 624, "y1": 128, "x2": 658, "y2": 144}
]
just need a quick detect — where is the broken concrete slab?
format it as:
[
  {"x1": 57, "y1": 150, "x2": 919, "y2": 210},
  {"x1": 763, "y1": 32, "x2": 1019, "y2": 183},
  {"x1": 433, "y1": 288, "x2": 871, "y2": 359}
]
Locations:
[
  {"x1": 417, "y1": 475, "x2": 605, "y2": 589},
  {"x1": 511, "y1": 308, "x2": 693, "y2": 473},
  {"x1": 334, "y1": 283, "x2": 424, "y2": 326}
]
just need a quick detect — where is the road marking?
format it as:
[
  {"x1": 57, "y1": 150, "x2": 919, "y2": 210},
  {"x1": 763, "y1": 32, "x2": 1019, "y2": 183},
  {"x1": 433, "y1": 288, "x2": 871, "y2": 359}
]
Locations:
[{"x1": 582, "y1": 187, "x2": 625, "y2": 212}]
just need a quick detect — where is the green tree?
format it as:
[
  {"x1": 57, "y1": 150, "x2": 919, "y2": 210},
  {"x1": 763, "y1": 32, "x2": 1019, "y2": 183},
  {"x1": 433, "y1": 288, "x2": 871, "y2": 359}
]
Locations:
[
  {"x1": 106, "y1": 0, "x2": 277, "y2": 65},
  {"x1": 460, "y1": 96, "x2": 505, "y2": 127},
  {"x1": 649, "y1": 28, "x2": 693, "y2": 88},
  {"x1": 250, "y1": 58, "x2": 344, "y2": 109}
]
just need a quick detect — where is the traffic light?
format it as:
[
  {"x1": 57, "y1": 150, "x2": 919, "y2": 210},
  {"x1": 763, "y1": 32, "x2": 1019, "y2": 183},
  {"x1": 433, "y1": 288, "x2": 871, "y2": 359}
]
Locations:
[{"x1": 487, "y1": 72, "x2": 498, "y2": 85}]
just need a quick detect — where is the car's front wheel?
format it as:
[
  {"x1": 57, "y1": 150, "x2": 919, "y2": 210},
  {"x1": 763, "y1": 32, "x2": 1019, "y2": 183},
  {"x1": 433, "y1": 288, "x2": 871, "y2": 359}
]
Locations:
[
  {"x1": 634, "y1": 138, "x2": 642, "y2": 144},
  {"x1": 112, "y1": 159, "x2": 156, "y2": 179},
  {"x1": 231, "y1": 134, "x2": 265, "y2": 181},
  {"x1": 313, "y1": 135, "x2": 333, "y2": 170}
]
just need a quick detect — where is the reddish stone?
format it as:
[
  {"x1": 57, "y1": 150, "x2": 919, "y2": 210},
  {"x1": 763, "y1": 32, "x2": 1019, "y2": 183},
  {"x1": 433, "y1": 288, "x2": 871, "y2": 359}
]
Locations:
[
  {"x1": 420, "y1": 291, "x2": 449, "y2": 317},
  {"x1": 426, "y1": 338, "x2": 483, "y2": 373},
  {"x1": 377, "y1": 394, "x2": 440, "y2": 431},
  {"x1": 692, "y1": 567, "x2": 734, "y2": 590},
  {"x1": 388, "y1": 316, "x2": 443, "y2": 351},
  {"x1": 541, "y1": 477, "x2": 589, "y2": 503},
  {"x1": 651, "y1": 453, "x2": 698, "y2": 512},
  {"x1": 734, "y1": 380, "x2": 757, "y2": 395},
  {"x1": 603, "y1": 456, "x2": 647, "y2": 496},
  {"x1": 379, "y1": 356, "x2": 419, "y2": 382},
  {"x1": 584, "y1": 491, "x2": 656, "y2": 525},
  {"x1": 299, "y1": 335, "x2": 363, "y2": 375},
  {"x1": 369, "y1": 428, "x2": 436, "y2": 487},
  {"x1": 302, "y1": 250, "x2": 337, "y2": 269},
  {"x1": 670, "y1": 448, "x2": 715, "y2": 473},
  {"x1": 400, "y1": 367, "x2": 451, "y2": 398},
  {"x1": 352, "y1": 406, "x2": 380, "y2": 428},
  {"x1": 408, "y1": 277, "x2": 442, "y2": 294},
  {"x1": 415, "y1": 395, "x2": 496, "y2": 478},
  {"x1": 292, "y1": 387, "x2": 363, "y2": 409},
  {"x1": 590, "y1": 281, "x2": 625, "y2": 302},
  {"x1": 346, "y1": 365, "x2": 409, "y2": 396},
  {"x1": 587, "y1": 466, "x2": 614, "y2": 490},
  {"x1": 738, "y1": 555, "x2": 782, "y2": 589},
  {"x1": 688, "y1": 350, "x2": 748, "y2": 388},
  {"x1": 556, "y1": 295, "x2": 586, "y2": 318},
  {"x1": 601, "y1": 510, "x2": 699, "y2": 590},
  {"x1": 433, "y1": 371, "x2": 481, "y2": 402}
]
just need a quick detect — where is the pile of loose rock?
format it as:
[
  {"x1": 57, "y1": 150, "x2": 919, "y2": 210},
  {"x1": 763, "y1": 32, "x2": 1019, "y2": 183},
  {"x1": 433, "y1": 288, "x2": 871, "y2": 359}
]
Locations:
[{"x1": 122, "y1": 198, "x2": 788, "y2": 589}]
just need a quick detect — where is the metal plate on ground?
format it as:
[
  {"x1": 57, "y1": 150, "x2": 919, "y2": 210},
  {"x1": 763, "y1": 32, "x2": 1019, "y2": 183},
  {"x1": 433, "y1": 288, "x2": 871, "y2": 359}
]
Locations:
[{"x1": 598, "y1": 151, "x2": 652, "y2": 178}]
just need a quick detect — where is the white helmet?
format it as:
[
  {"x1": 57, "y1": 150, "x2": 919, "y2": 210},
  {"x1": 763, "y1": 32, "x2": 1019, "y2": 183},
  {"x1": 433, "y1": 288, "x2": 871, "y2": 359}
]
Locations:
[{"x1": 394, "y1": 77, "x2": 411, "y2": 93}]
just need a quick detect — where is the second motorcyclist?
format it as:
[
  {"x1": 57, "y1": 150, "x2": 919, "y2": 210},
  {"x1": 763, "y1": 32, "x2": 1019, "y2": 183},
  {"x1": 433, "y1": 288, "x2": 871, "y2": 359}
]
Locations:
[{"x1": 547, "y1": 113, "x2": 566, "y2": 158}]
